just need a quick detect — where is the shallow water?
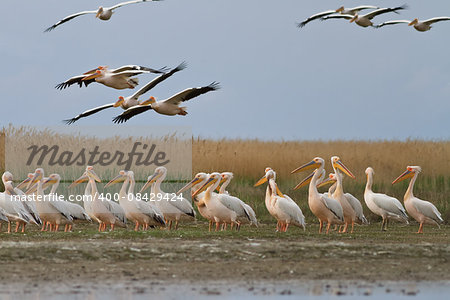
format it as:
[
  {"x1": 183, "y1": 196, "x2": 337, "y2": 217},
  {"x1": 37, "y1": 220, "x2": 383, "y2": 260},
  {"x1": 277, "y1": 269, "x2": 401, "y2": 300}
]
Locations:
[{"x1": 1, "y1": 280, "x2": 449, "y2": 300}]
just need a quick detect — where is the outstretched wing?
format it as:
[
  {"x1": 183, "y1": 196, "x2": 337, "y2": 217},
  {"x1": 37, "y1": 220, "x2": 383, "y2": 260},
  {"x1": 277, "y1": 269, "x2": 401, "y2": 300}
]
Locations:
[
  {"x1": 375, "y1": 20, "x2": 410, "y2": 28},
  {"x1": 130, "y1": 61, "x2": 187, "y2": 99},
  {"x1": 109, "y1": 0, "x2": 160, "y2": 11},
  {"x1": 55, "y1": 74, "x2": 96, "y2": 90},
  {"x1": 64, "y1": 103, "x2": 115, "y2": 124},
  {"x1": 112, "y1": 105, "x2": 153, "y2": 123},
  {"x1": 297, "y1": 10, "x2": 336, "y2": 28},
  {"x1": 321, "y1": 14, "x2": 354, "y2": 21},
  {"x1": 163, "y1": 82, "x2": 220, "y2": 105},
  {"x1": 363, "y1": 5, "x2": 407, "y2": 20},
  {"x1": 423, "y1": 17, "x2": 450, "y2": 25},
  {"x1": 111, "y1": 65, "x2": 167, "y2": 74},
  {"x1": 45, "y1": 10, "x2": 97, "y2": 32}
]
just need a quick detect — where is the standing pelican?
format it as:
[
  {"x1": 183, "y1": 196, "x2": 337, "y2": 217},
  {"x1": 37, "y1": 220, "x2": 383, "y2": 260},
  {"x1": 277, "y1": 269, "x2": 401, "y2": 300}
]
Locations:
[
  {"x1": 255, "y1": 168, "x2": 305, "y2": 232},
  {"x1": 55, "y1": 65, "x2": 166, "y2": 90},
  {"x1": 392, "y1": 166, "x2": 443, "y2": 233},
  {"x1": 298, "y1": 5, "x2": 379, "y2": 28},
  {"x1": 322, "y1": 5, "x2": 407, "y2": 27},
  {"x1": 218, "y1": 172, "x2": 258, "y2": 227},
  {"x1": 26, "y1": 169, "x2": 73, "y2": 232},
  {"x1": 177, "y1": 172, "x2": 216, "y2": 231},
  {"x1": 112, "y1": 82, "x2": 220, "y2": 123},
  {"x1": 105, "y1": 170, "x2": 165, "y2": 230},
  {"x1": 364, "y1": 167, "x2": 408, "y2": 231},
  {"x1": 0, "y1": 181, "x2": 30, "y2": 233},
  {"x1": 45, "y1": 0, "x2": 161, "y2": 32},
  {"x1": 376, "y1": 17, "x2": 450, "y2": 31},
  {"x1": 141, "y1": 167, "x2": 195, "y2": 230},
  {"x1": 292, "y1": 157, "x2": 344, "y2": 234},
  {"x1": 64, "y1": 62, "x2": 187, "y2": 124}
]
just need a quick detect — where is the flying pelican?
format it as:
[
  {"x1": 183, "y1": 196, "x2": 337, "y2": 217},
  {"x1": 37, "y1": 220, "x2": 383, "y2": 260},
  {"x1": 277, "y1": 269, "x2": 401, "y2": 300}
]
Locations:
[
  {"x1": 193, "y1": 173, "x2": 251, "y2": 231},
  {"x1": 376, "y1": 17, "x2": 450, "y2": 31},
  {"x1": 392, "y1": 166, "x2": 443, "y2": 233},
  {"x1": 319, "y1": 172, "x2": 369, "y2": 229},
  {"x1": 364, "y1": 167, "x2": 408, "y2": 231},
  {"x1": 105, "y1": 170, "x2": 165, "y2": 231},
  {"x1": 64, "y1": 62, "x2": 187, "y2": 124},
  {"x1": 177, "y1": 172, "x2": 216, "y2": 231},
  {"x1": 112, "y1": 82, "x2": 220, "y2": 123},
  {"x1": 298, "y1": 5, "x2": 379, "y2": 28},
  {"x1": 292, "y1": 157, "x2": 344, "y2": 234},
  {"x1": 55, "y1": 64, "x2": 166, "y2": 90},
  {"x1": 255, "y1": 168, "x2": 305, "y2": 232},
  {"x1": 321, "y1": 5, "x2": 407, "y2": 28},
  {"x1": 26, "y1": 168, "x2": 74, "y2": 232},
  {"x1": 141, "y1": 167, "x2": 195, "y2": 230},
  {"x1": 45, "y1": 0, "x2": 161, "y2": 32},
  {"x1": 218, "y1": 172, "x2": 258, "y2": 227}
]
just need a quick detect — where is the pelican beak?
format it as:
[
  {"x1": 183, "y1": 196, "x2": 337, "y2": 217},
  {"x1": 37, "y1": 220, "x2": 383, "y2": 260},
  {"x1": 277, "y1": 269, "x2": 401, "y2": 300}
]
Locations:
[
  {"x1": 27, "y1": 172, "x2": 43, "y2": 190},
  {"x1": 335, "y1": 6, "x2": 344, "y2": 13},
  {"x1": 350, "y1": 15, "x2": 357, "y2": 23},
  {"x1": 16, "y1": 176, "x2": 32, "y2": 189},
  {"x1": 83, "y1": 67, "x2": 101, "y2": 75},
  {"x1": 192, "y1": 177, "x2": 216, "y2": 197},
  {"x1": 68, "y1": 174, "x2": 88, "y2": 188},
  {"x1": 105, "y1": 172, "x2": 126, "y2": 188},
  {"x1": 176, "y1": 177, "x2": 200, "y2": 195},
  {"x1": 317, "y1": 176, "x2": 336, "y2": 188},
  {"x1": 215, "y1": 177, "x2": 227, "y2": 192},
  {"x1": 392, "y1": 169, "x2": 414, "y2": 184},
  {"x1": 408, "y1": 19, "x2": 417, "y2": 26},
  {"x1": 113, "y1": 97, "x2": 124, "y2": 108},
  {"x1": 42, "y1": 177, "x2": 57, "y2": 190},
  {"x1": 291, "y1": 160, "x2": 319, "y2": 174},
  {"x1": 82, "y1": 71, "x2": 102, "y2": 81},
  {"x1": 87, "y1": 168, "x2": 101, "y2": 183},
  {"x1": 275, "y1": 185, "x2": 284, "y2": 197},
  {"x1": 333, "y1": 159, "x2": 355, "y2": 179},
  {"x1": 254, "y1": 175, "x2": 268, "y2": 187},
  {"x1": 140, "y1": 172, "x2": 160, "y2": 193},
  {"x1": 293, "y1": 171, "x2": 315, "y2": 190},
  {"x1": 25, "y1": 183, "x2": 38, "y2": 195}
]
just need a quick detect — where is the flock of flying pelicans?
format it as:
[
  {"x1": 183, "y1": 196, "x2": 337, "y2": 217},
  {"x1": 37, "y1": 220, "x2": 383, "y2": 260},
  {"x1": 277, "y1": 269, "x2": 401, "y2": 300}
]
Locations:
[
  {"x1": 0, "y1": 158, "x2": 443, "y2": 235},
  {"x1": 299, "y1": 4, "x2": 450, "y2": 31}
]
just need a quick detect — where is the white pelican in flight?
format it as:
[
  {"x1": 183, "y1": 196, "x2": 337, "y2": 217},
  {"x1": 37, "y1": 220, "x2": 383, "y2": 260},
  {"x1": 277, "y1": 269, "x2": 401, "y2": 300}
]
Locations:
[
  {"x1": 55, "y1": 64, "x2": 166, "y2": 90},
  {"x1": 45, "y1": 0, "x2": 161, "y2": 32},
  {"x1": 392, "y1": 166, "x2": 443, "y2": 233},
  {"x1": 141, "y1": 167, "x2": 196, "y2": 230},
  {"x1": 364, "y1": 167, "x2": 408, "y2": 231},
  {"x1": 292, "y1": 157, "x2": 344, "y2": 234},
  {"x1": 322, "y1": 5, "x2": 407, "y2": 28},
  {"x1": 64, "y1": 62, "x2": 186, "y2": 124},
  {"x1": 112, "y1": 82, "x2": 220, "y2": 123},
  {"x1": 255, "y1": 168, "x2": 305, "y2": 232},
  {"x1": 376, "y1": 17, "x2": 450, "y2": 32},
  {"x1": 298, "y1": 5, "x2": 379, "y2": 28},
  {"x1": 105, "y1": 170, "x2": 165, "y2": 230}
]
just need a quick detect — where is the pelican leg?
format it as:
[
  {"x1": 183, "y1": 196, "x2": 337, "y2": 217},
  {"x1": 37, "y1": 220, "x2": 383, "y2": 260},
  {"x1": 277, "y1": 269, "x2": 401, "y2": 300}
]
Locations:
[
  {"x1": 168, "y1": 221, "x2": 172, "y2": 230},
  {"x1": 111, "y1": 223, "x2": 115, "y2": 231},
  {"x1": 215, "y1": 222, "x2": 220, "y2": 232},
  {"x1": 55, "y1": 224, "x2": 59, "y2": 232},
  {"x1": 334, "y1": 225, "x2": 339, "y2": 231},
  {"x1": 417, "y1": 223, "x2": 424, "y2": 234},
  {"x1": 21, "y1": 223, "x2": 26, "y2": 233},
  {"x1": 380, "y1": 218, "x2": 386, "y2": 231},
  {"x1": 285, "y1": 223, "x2": 289, "y2": 232},
  {"x1": 64, "y1": 224, "x2": 69, "y2": 232},
  {"x1": 7, "y1": 221, "x2": 11, "y2": 234},
  {"x1": 175, "y1": 220, "x2": 179, "y2": 230},
  {"x1": 326, "y1": 223, "x2": 332, "y2": 234},
  {"x1": 98, "y1": 223, "x2": 102, "y2": 232},
  {"x1": 41, "y1": 223, "x2": 46, "y2": 231},
  {"x1": 15, "y1": 222, "x2": 20, "y2": 233},
  {"x1": 208, "y1": 220, "x2": 212, "y2": 232},
  {"x1": 134, "y1": 222, "x2": 139, "y2": 231},
  {"x1": 350, "y1": 221, "x2": 355, "y2": 234},
  {"x1": 340, "y1": 223, "x2": 348, "y2": 233},
  {"x1": 0, "y1": 223, "x2": 2, "y2": 231},
  {"x1": 319, "y1": 220, "x2": 323, "y2": 234},
  {"x1": 385, "y1": 219, "x2": 389, "y2": 230}
]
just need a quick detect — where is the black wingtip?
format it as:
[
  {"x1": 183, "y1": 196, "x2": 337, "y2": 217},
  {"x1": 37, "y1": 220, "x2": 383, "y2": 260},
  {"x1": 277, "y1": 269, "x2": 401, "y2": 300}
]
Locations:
[
  {"x1": 44, "y1": 26, "x2": 55, "y2": 33},
  {"x1": 208, "y1": 81, "x2": 221, "y2": 90},
  {"x1": 55, "y1": 83, "x2": 66, "y2": 90},
  {"x1": 63, "y1": 118, "x2": 77, "y2": 125},
  {"x1": 176, "y1": 61, "x2": 188, "y2": 71},
  {"x1": 297, "y1": 22, "x2": 306, "y2": 28},
  {"x1": 112, "y1": 115, "x2": 127, "y2": 124}
]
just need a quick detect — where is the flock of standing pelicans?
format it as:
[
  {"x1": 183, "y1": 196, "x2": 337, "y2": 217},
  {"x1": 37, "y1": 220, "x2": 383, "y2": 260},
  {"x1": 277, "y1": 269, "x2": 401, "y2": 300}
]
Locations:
[
  {"x1": 0, "y1": 2, "x2": 445, "y2": 234},
  {"x1": 0, "y1": 157, "x2": 443, "y2": 235}
]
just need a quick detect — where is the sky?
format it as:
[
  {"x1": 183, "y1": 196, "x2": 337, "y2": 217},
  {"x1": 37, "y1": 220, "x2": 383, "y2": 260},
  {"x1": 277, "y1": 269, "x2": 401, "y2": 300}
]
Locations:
[{"x1": 1, "y1": 0, "x2": 449, "y2": 141}]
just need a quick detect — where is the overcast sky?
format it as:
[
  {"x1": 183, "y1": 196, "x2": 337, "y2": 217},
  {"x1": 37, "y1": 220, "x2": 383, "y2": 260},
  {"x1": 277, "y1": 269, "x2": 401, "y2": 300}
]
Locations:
[{"x1": 1, "y1": 0, "x2": 449, "y2": 141}]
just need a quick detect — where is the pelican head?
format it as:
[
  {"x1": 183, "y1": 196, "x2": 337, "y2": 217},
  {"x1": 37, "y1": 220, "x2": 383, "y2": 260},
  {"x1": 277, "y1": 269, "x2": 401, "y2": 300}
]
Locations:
[
  {"x1": 27, "y1": 168, "x2": 44, "y2": 191},
  {"x1": 141, "y1": 96, "x2": 156, "y2": 106},
  {"x1": 114, "y1": 96, "x2": 125, "y2": 108},
  {"x1": 408, "y1": 18, "x2": 419, "y2": 26},
  {"x1": 291, "y1": 157, "x2": 324, "y2": 174},
  {"x1": 331, "y1": 156, "x2": 355, "y2": 179},
  {"x1": 392, "y1": 166, "x2": 421, "y2": 184},
  {"x1": 335, "y1": 6, "x2": 345, "y2": 13},
  {"x1": 86, "y1": 166, "x2": 101, "y2": 182},
  {"x1": 69, "y1": 172, "x2": 88, "y2": 188},
  {"x1": 96, "y1": 7, "x2": 104, "y2": 18},
  {"x1": 254, "y1": 168, "x2": 275, "y2": 186},
  {"x1": 82, "y1": 69, "x2": 103, "y2": 81},
  {"x1": 349, "y1": 14, "x2": 358, "y2": 23},
  {"x1": 177, "y1": 172, "x2": 209, "y2": 196},
  {"x1": 317, "y1": 173, "x2": 337, "y2": 188},
  {"x1": 365, "y1": 167, "x2": 374, "y2": 176},
  {"x1": 43, "y1": 173, "x2": 61, "y2": 188},
  {"x1": 105, "y1": 170, "x2": 128, "y2": 188},
  {"x1": 140, "y1": 167, "x2": 167, "y2": 193},
  {"x1": 2, "y1": 171, "x2": 13, "y2": 183},
  {"x1": 192, "y1": 173, "x2": 221, "y2": 197}
]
